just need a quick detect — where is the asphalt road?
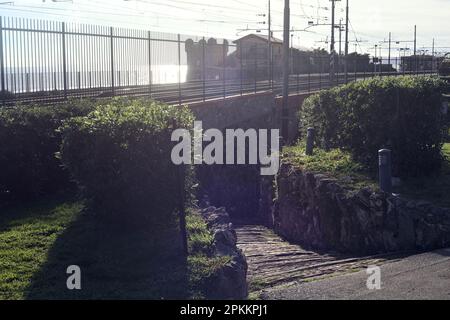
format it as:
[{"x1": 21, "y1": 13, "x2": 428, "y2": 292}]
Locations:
[{"x1": 262, "y1": 248, "x2": 450, "y2": 300}]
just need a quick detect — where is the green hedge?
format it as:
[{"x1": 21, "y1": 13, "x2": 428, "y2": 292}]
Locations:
[
  {"x1": 299, "y1": 76, "x2": 447, "y2": 177},
  {"x1": 59, "y1": 98, "x2": 194, "y2": 223},
  {"x1": 0, "y1": 100, "x2": 94, "y2": 201}
]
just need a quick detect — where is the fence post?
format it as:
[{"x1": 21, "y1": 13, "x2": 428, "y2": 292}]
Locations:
[
  {"x1": 148, "y1": 30, "x2": 152, "y2": 97},
  {"x1": 177, "y1": 34, "x2": 181, "y2": 106},
  {"x1": 62, "y1": 22, "x2": 68, "y2": 100},
  {"x1": 378, "y1": 149, "x2": 392, "y2": 193},
  {"x1": 305, "y1": 127, "x2": 315, "y2": 155},
  {"x1": 110, "y1": 26, "x2": 115, "y2": 95}
]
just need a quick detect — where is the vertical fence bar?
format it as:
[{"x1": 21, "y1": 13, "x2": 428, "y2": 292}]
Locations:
[
  {"x1": 178, "y1": 34, "x2": 181, "y2": 106},
  {"x1": 363, "y1": 58, "x2": 366, "y2": 79},
  {"x1": 319, "y1": 59, "x2": 322, "y2": 90},
  {"x1": 0, "y1": 16, "x2": 5, "y2": 104},
  {"x1": 110, "y1": 26, "x2": 115, "y2": 95},
  {"x1": 254, "y1": 48, "x2": 257, "y2": 94},
  {"x1": 222, "y1": 40, "x2": 226, "y2": 99},
  {"x1": 25, "y1": 20, "x2": 30, "y2": 94},
  {"x1": 148, "y1": 31, "x2": 151, "y2": 96},
  {"x1": 202, "y1": 37, "x2": 205, "y2": 101},
  {"x1": 62, "y1": 22, "x2": 67, "y2": 99},
  {"x1": 239, "y1": 44, "x2": 243, "y2": 96},
  {"x1": 19, "y1": 18, "x2": 24, "y2": 94},
  {"x1": 270, "y1": 43, "x2": 273, "y2": 92},
  {"x1": 380, "y1": 57, "x2": 383, "y2": 78},
  {"x1": 308, "y1": 70, "x2": 311, "y2": 93}
]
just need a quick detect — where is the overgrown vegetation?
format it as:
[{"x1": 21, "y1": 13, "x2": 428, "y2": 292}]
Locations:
[
  {"x1": 185, "y1": 211, "x2": 232, "y2": 299},
  {"x1": 299, "y1": 76, "x2": 448, "y2": 178},
  {"x1": 0, "y1": 99, "x2": 94, "y2": 202},
  {"x1": 283, "y1": 143, "x2": 378, "y2": 190},
  {"x1": 59, "y1": 97, "x2": 195, "y2": 224}
]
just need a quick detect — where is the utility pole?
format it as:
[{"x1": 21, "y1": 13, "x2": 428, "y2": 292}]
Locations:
[
  {"x1": 330, "y1": 0, "x2": 336, "y2": 54},
  {"x1": 329, "y1": 0, "x2": 341, "y2": 84},
  {"x1": 330, "y1": 0, "x2": 340, "y2": 84},
  {"x1": 281, "y1": 0, "x2": 290, "y2": 145},
  {"x1": 344, "y1": 0, "x2": 349, "y2": 82}
]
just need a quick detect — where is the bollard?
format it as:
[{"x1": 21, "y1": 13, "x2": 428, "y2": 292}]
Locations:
[
  {"x1": 305, "y1": 127, "x2": 315, "y2": 156},
  {"x1": 378, "y1": 149, "x2": 392, "y2": 194}
]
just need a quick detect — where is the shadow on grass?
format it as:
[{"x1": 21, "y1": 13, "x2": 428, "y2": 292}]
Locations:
[
  {"x1": 395, "y1": 143, "x2": 450, "y2": 208},
  {"x1": 25, "y1": 209, "x2": 189, "y2": 300},
  {"x1": 0, "y1": 196, "x2": 72, "y2": 233}
]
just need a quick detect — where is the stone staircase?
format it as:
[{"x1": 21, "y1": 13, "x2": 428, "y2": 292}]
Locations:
[{"x1": 235, "y1": 224, "x2": 406, "y2": 296}]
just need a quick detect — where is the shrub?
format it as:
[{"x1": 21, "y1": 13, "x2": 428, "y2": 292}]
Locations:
[
  {"x1": 59, "y1": 97, "x2": 195, "y2": 224},
  {"x1": 0, "y1": 99, "x2": 95, "y2": 201},
  {"x1": 299, "y1": 76, "x2": 447, "y2": 177}
]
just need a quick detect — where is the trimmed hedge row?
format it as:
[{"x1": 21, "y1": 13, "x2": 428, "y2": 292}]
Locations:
[
  {"x1": 299, "y1": 76, "x2": 447, "y2": 177},
  {"x1": 0, "y1": 100, "x2": 94, "y2": 201},
  {"x1": 59, "y1": 98, "x2": 194, "y2": 223}
]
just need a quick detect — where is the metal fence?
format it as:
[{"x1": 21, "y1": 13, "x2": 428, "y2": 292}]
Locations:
[{"x1": 0, "y1": 15, "x2": 440, "y2": 106}]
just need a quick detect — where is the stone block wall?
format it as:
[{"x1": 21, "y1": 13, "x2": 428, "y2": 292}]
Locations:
[{"x1": 271, "y1": 162, "x2": 450, "y2": 255}]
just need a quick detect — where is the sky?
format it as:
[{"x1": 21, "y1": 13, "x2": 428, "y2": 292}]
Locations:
[{"x1": 1, "y1": 0, "x2": 450, "y2": 56}]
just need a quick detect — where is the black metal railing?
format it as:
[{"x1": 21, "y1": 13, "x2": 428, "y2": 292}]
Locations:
[{"x1": 0, "y1": 15, "x2": 440, "y2": 106}]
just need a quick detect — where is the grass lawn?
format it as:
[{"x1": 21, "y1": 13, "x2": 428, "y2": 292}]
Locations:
[
  {"x1": 283, "y1": 142, "x2": 450, "y2": 207},
  {"x1": 0, "y1": 198, "x2": 229, "y2": 300}
]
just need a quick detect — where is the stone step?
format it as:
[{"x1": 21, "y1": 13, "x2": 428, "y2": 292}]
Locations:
[{"x1": 235, "y1": 224, "x2": 402, "y2": 294}]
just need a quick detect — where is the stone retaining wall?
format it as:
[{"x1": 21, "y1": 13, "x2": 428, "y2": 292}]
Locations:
[{"x1": 271, "y1": 162, "x2": 450, "y2": 255}]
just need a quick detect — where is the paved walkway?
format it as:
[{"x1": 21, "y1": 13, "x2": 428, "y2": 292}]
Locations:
[
  {"x1": 262, "y1": 248, "x2": 450, "y2": 300},
  {"x1": 235, "y1": 225, "x2": 404, "y2": 297}
]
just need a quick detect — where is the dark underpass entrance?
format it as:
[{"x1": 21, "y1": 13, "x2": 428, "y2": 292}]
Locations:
[{"x1": 197, "y1": 164, "x2": 402, "y2": 297}]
